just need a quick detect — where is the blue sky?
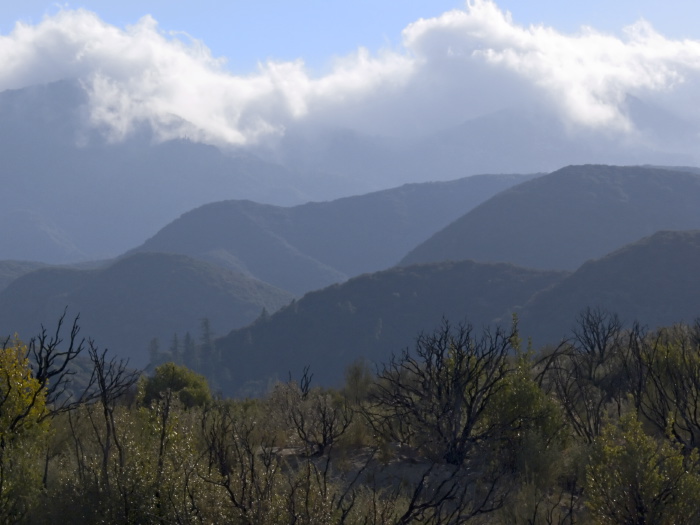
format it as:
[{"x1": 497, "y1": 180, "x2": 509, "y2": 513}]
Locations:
[{"x1": 2, "y1": 1, "x2": 699, "y2": 74}]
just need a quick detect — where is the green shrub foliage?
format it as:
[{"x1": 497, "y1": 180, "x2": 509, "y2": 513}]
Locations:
[
  {"x1": 140, "y1": 361, "x2": 212, "y2": 408},
  {"x1": 5, "y1": 311, "x2": 700, "y2": 523}
]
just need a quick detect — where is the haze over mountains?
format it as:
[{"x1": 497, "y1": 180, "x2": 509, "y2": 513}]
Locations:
[
  {"x1": 260, "y1": 98, "x2": 699, "y2": 186},
  {"x1": 0, "y1": 171, "x2": 528, "y2": 359},
  {"x1": 127, "y1": 173, "x2": 531, "y2": 295},
  {"x1": 213, "y1": 260, "x2": 566, "y2": 395},
  {"x1": 2, "y1": 77, "x2": 700, "y2": 264},
  {"x1": 0, "y1": 81, "x2": 320, "y2": 263},
  {"x1": 3, "y1": 1, "x2": 700, "y2": 393},
  {"x1": 0, "y1": 260, "x2": 47, "y2": 291},
  {"x1": 3, "y1": 159, "x2": 700, "y2": 385}
]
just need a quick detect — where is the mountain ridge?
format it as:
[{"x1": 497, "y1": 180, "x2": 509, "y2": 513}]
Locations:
[
  {"x1": 401, "y1": 165, "x2": 700, "y2": 270},
  {"x1": 518, "y1": 229, "x2": 700, "y2": 345},
  {"x1": 0, "y1": 252, "x2": 293, "y2": 366},
  {"x1": 128, "y1": 173, "x2": 533, "y2": 295},
  {"x1": 209, "y1": 259, "x2": 567, "y2": 395}
]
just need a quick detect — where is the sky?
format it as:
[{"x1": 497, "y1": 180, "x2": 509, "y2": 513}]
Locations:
[
  {"x1": 2, "y1": 0, "x2": 700, "y2": 145},
  {"x1": 3, "y1": 1, "x2": 700, "y2": 72}
]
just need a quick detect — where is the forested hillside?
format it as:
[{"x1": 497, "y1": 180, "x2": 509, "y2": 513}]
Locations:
[
  {"x1": 146, "y1": 227, "x2": 700, "y2": 395},
  {"x1": 519, "y1": 229, "x2": 700, "y2": 345},
  {"x1": 0, "y1": 253, "x2": 292, "y2": 366},
  {"x1": 153, "y1": 260, "x2": 566, "y2": 395}
]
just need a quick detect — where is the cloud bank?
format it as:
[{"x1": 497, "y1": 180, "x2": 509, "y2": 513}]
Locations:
[{"x1": 2, "y1": 0, "x2": 700, "y2": 145}]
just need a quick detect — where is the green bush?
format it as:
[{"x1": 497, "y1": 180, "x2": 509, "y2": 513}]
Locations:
[{"x1": 140, "y1": 362, "x2": 212, "y2": 408}]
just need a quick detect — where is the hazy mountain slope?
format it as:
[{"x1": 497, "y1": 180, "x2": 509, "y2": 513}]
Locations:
[
  {"x1": 278, "y1": 173, "x2": 534, "y2": 276},
  {"x1": 401, "y1": 165, "x2": 700, "y2": 270},
  {"x1": 0, "y1": 81, "x2": 323, "y2": 263},
  {"x1": 0, "y1": 252, "x2": 293, "y2": 366},
  {"x1": 0, "y1": 210, "x2": 86, "y2": 263},
  {"x1": 130, "y1": 173, "x2": 532, "y2": 295},
  {"x1": 518, "y1": 230, "x2": 700, "y2": 346},
  {"x1": 5, "y1": 79, "x2": 698, "y2": 265},
  {"x1": 128, "y1": 201, "x2": 346, "y2": 295},
  {"x1": 211, "y1": 260, "x2": 566, "y2": 395},
  {"x1": 209, "y1": 226, "x2": 700, "y2": 395},
  {"x1": 265, "y1": 106, "x2": 698, "y2": 186},
  {"x1": 0, "y1": 260, "x2": 48, "y2": 292}
]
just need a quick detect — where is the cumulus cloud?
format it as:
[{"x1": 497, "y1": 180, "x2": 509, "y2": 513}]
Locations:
[
  {"x1": 0, "y1": 9, "x2": 414, "y2": 145},
  {"x1": 403, "y1": 1, "x2": 700, "y2": 131},
  {"x1": 2, "y1": 1, "x2": 700, "y2": 145}
]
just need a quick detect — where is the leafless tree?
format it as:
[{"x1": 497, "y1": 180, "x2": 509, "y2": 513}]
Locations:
[
  {"x1": 632, "y1": 321, "x2": 700, "y2": 451},
  {"x1": 366, "y1": 319, "x2": 516, "y2": 465},
  {"x1": 198, "y1": 402, "x2": 282, "y2": 524},
  {"x1": 282, "y1": 367, "x2": 354, "y2": 457},
  {"x1": 81, "y1": 342, "x2": 139, "y2": 503},
  {"x1": 360, "y1": 319, "x2": 518, "y2": 521},
  {"x1": 536, "y1": 308, "x2": 629, "y2": 443}
]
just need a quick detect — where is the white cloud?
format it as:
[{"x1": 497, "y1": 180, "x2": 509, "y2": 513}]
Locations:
[
  {"x1": 403, "y1": 1, "x2": 700, "y2": 131},
  {"x1": 0, "y1": 9, "x2": 414, "y2": 145},
  {"x1": 2, "y1": 1, "x2": 700, "y2": 145}
]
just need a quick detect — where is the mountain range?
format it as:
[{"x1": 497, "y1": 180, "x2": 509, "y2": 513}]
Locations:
[
  {"x1": 3, "y1": 79, "x2": 700, "y2": 393},
  {"x1": 3, "y1": 79, "x2": 700, "y2": 264},
  {"x1": 128, "y1": 173, "x2": 532, "y2": 295},
  {"x1": 518, "y1": 229, "x2": 700, "y2": 346},
  {"x1": 0, "y1": 171, "x2": 529, "y2": 359},
  {"x1": 4, "y1": 162, "x2": 700, "y2": 383},
  {"x1": 210, "y1": 228, "x2": 700, "y2": 394},
  {"x1": 0, "y1": 81, "x2": 324, "y2": 263},
  {"x1": 260, "y1": 97, "x2": 700, "y2": 187},
  {"x1": 402, "y1": 165, "x2": 700, "y2": 270},
  {"x1": 213, "y1": 260, "x2": 566, "y2": 396}
]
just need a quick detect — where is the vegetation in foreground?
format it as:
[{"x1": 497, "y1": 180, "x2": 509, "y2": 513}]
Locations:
[{"x1": 2, "y1": 309, "x2": 700, "y2": 523}]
